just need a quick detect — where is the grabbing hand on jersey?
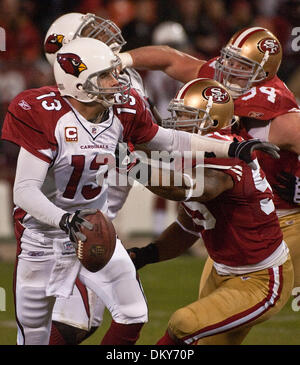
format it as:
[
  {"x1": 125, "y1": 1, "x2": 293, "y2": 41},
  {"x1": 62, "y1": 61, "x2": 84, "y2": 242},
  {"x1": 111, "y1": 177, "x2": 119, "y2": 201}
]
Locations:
[
  {"x1": 59, "y1": 209, "x2": 97, "y2": 243},
  {"x1": 228, "y1": 138, "x2": 280, "y2": 170},
  {"x1": 273, "y1": 171, "x2": 300, "y2": 205}
]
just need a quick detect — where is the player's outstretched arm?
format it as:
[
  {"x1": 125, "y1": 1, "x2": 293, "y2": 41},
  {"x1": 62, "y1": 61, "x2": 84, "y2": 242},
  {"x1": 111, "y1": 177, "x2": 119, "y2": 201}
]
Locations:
[
  {"x1": 127, "y1": 169, "x2": 233, "y2": 270},
  {"x1": 127, "y1": 206, "x2": 198, "y2": 270},
  {"x1": 143, "y1": 127, "x2": 280, "y2": 171},
  {"x1": 269, "y1": 112, "x2": 300, "y2": 154},
  {"x1": 144, "y1": 163, "x2": 233, "y2": 203},
  {"x1": 119, "y1": 45, "x2": 204, "y2": 84}
]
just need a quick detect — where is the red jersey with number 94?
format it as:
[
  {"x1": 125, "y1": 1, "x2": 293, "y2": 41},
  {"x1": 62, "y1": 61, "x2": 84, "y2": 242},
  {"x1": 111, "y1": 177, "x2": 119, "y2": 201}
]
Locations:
[{"x1": 198, "y1": 58, "x2": 300, "y2": 210}]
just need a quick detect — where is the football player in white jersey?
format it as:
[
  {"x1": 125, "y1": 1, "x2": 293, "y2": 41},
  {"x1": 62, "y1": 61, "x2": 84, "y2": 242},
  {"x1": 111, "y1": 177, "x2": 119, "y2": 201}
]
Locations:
[
  {"x1": 43, "y1": 12, "x2": 160, "y2": 344},
  {"x1": 2, "y1": 35, "x2": 278, "y2": 345}
]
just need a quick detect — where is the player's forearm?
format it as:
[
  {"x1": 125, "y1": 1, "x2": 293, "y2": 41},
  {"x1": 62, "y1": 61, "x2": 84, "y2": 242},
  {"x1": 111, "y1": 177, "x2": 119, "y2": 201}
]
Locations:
[
  {"x1": 119, "y1": 46, "x2": 201, "y2": 83},
  {"x1": 154, "y1": 222, "x2": 198, "y2": 261},
  {"x1": 128, "y1": 222, "x2": 198, "y2": 270},
  {"x1": 13, "y1": 148, "x2": 66, "y2": 228},
  {"x1": 145, "y1": 126, "x2": 230, "y2": 159}
]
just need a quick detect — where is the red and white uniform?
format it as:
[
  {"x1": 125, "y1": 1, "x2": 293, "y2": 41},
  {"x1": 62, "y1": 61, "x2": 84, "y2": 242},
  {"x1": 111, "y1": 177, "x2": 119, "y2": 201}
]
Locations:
[
  {"x1": 1, "y1": 85, "x2": 160, "y2": 344},
  {"x1": 3, "y1": 85, "x2": 158, "y2": 247},
  {"x1": 50, "y1": 69, "x2": 150, "y2": 333},
  {"x1": 198, "y1": 58, "x2": 300, "y2": 212},
  {"x1": 179, "y1": 132, "x2": 288, "y2": 275}
]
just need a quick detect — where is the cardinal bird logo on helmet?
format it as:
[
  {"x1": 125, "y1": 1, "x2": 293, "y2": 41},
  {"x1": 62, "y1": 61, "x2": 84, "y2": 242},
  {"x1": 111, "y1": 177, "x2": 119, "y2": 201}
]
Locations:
[
  {"x1": 57, "y1": 53, "x2": 87, "y2": 77},
  {"x1": 44, "y1": 34, "x2": 64, "y2": 54}
]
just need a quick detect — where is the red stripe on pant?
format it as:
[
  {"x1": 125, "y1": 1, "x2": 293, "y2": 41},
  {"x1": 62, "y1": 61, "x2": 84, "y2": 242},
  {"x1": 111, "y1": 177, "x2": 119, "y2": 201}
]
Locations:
[{"x1": 182, "y1": 266, "x2": 283, "y2": 344}]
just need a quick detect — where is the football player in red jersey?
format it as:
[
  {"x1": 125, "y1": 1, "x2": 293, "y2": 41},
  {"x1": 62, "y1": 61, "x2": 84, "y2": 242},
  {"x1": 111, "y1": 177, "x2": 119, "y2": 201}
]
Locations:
[
  {"x1": 2, "y1": 35, "x2": 273, "y2": 345},
  {"x1": 120, "y1": 26, "x2": 300, "y2": 299},
  {"x1": 127, "y1": 78, "x2": 294, "y2": 345}
]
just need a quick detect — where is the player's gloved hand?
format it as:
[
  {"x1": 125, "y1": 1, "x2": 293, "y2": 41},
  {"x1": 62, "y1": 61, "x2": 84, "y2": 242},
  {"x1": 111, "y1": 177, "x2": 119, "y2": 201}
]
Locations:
[
  {"x1": 273, "y1": 171, "x2": 300, "y2": 204},
  {"x1": 127, "y1": 243, "x2": 159, "y2": 270},
  {"x1": 59, "y1": 209, "x2": 97, "y2": 243},
  {"x1": 228, "y1": 138, "x2": 280, "y2": 170}
]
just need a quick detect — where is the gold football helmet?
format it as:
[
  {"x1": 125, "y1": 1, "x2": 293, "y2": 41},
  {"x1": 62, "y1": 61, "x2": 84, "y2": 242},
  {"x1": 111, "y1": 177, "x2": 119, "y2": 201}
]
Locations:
[
  {"x1": 214, "y1": 27, "x2": 282, "y2": 97},
  {"x1": 162, "y1": 78, "x2": 235, "y2": 134}
]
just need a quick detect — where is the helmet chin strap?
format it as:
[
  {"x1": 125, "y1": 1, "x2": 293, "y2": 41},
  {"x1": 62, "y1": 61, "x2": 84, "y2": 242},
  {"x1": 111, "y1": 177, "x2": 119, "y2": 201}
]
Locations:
[
  {"x1": 198, "y1": 96, "x2": 213, "y2": 132},
  {"x1": 250, "y1": 50, "x2": 269, "y2": 83}
]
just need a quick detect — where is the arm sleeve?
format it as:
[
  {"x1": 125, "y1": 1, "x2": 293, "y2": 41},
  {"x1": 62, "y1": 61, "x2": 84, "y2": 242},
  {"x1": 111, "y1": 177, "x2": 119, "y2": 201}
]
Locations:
[
  {"x1": 145, "y1": 126, "x2": 231, "y2": 157},
  {"x1": 106, "y1": 184, "x2": 132, "y2": 221},
  {"x1": 13, "y1": 147, "x2": 67, "y2": 228}
]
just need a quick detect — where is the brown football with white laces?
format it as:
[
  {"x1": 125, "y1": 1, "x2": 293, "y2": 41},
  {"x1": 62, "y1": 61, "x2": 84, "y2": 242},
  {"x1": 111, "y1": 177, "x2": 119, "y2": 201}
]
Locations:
[{"x1": 76, "y1": 210, "x2": 116, "y2": 272}]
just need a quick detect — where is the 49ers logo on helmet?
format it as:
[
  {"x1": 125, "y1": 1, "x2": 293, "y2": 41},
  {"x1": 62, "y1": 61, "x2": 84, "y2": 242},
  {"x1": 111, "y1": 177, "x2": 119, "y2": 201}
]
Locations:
[
  {"x1": 44, "y1": 34, "x2": 64, "y2": 54},
  {"x1": 257, "y1": 38, "x2": 280, "y2": 55},
  {"x1": 57, "y1": 53, "x2": 87, "y2": 77},
  {"x1": 203, "y1": 86, "x2": 230, "y2": 103}
]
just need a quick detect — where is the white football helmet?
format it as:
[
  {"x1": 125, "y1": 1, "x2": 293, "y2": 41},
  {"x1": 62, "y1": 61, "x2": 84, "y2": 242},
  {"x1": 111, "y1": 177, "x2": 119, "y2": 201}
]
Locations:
[
  {"x1": 44, "y1": 12, "x2": 126, "y2": 65},
  {"x1": 53, "y1": 37, "x2": 130, "y2": 106},
  {"x1": 214, "y1": 27, "x2": 282, "y2": 98},
  {"x1": 162, "y1": 78, "x2": 236, "y2": 134}
]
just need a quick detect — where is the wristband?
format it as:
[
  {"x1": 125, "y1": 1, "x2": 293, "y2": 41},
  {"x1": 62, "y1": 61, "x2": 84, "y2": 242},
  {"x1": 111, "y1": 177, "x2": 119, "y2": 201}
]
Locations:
[
  {"x1": 140, "y1": 243, "x2": 159, "y2": 264},
  {"x1": 118, "y1": 52, "x2": 133, "y2": 69}
]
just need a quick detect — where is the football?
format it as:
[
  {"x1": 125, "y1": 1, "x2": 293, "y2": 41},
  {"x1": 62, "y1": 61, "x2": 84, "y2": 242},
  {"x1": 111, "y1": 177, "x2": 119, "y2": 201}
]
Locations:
[{"x1": 76, "y1": 210, "x2": 116, "y2": 272}]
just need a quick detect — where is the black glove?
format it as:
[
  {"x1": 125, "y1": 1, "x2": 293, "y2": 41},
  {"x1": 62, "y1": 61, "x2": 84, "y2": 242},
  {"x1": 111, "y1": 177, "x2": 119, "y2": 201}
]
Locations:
[
  {"x1": 228, "y1": 138, "x2": 280, "y2": 170},
  {"x1": 127, "y1": 243, "x2": 159, "y2": 270},
  {"x1": 59, "y1": 209, "x2": 97, "y2": 243},
  {"x1": 273, "y1": 171, "x2": 300, "y2": 204}
]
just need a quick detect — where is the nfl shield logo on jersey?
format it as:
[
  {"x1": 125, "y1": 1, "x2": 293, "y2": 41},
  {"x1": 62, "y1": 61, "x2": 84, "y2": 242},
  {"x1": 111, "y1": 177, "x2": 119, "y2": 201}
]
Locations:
[{"x1": 65, "y1": 127, "x2": 78, "y2": 142}]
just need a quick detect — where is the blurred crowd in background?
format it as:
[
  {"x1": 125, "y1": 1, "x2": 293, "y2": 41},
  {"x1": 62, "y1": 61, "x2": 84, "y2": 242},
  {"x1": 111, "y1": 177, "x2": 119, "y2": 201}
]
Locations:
[{"x1": 0, "y1": 0, "x2": 300, "y2": 175}]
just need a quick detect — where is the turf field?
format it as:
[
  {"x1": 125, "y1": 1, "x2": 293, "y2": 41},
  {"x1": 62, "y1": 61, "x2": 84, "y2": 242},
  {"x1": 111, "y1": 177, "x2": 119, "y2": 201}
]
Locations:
[{"x1": 0, "y1": 254, "x2": 299, "y2": 346}]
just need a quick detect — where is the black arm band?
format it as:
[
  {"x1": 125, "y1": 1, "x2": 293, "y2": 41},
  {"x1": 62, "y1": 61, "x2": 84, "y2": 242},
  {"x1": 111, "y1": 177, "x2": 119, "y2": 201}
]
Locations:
[{"x1": 140, "y1": 243, "x2": 159, "y2": 264}]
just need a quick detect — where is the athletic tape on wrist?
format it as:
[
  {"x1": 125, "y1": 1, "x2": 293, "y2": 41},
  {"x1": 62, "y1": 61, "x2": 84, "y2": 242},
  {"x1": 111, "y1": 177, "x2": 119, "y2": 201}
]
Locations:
[{"x1": 118, "y1": 52, "x2": 133, "y2": 69}]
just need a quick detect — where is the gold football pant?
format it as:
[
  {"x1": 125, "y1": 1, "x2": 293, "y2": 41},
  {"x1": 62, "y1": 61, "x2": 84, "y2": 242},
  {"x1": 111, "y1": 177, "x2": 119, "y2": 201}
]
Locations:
[
  {"x1": 199, "y1": 211, "x2": 300, "y2": 295},
  {"x1": 279, "y1": 212, "x2": 300, "y2": 288},
  {"x1": 168, "y1": 256, "x2": 293, "y2": 345}
]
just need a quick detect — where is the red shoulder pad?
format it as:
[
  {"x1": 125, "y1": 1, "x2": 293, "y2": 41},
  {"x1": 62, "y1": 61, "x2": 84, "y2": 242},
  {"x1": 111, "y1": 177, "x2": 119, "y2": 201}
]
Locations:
[
  {"x1": 1, "y1": 86, "x2": 71, "y2": 163},
  {"x1": 197, "y1": 58, "x2": 218, "y2": 79},
  {"x1": 114, "y1": 88, "x2": 158, "y2": 145}
]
